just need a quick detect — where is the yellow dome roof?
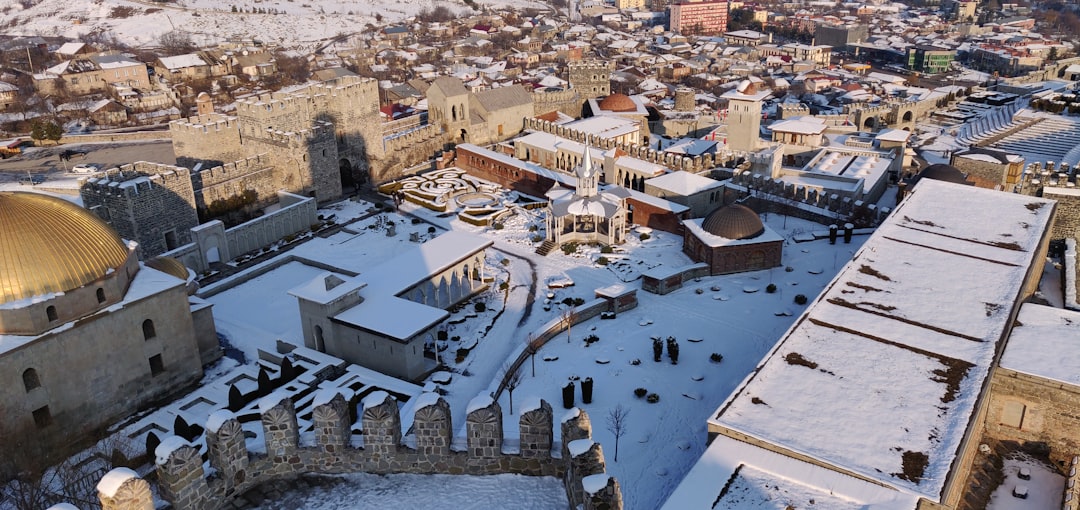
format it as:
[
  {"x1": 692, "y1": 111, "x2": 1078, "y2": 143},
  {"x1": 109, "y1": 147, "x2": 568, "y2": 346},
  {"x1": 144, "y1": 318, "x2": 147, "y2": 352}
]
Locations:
[{"x1": 0, "y1": 192, "x2": 131, "y2": 304}]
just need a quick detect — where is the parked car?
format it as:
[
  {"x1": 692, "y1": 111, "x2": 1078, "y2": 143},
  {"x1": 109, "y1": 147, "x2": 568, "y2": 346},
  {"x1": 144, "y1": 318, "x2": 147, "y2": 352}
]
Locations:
[
  {"x1": 71, "y1": 163, "x2": 100, "y2": 174},
  {"x1": 19, "y1": 174, "x2": 45, "y2": 185}
]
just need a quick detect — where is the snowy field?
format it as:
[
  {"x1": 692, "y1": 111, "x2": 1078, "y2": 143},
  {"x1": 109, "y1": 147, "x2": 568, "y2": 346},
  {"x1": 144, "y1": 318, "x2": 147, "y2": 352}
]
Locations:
[
  {"x1": 247, "y1": 472, "x2": 567, "y2": 510},
  {"x1": 0, "y1": 0, "x2": 548, "y2": 50}
]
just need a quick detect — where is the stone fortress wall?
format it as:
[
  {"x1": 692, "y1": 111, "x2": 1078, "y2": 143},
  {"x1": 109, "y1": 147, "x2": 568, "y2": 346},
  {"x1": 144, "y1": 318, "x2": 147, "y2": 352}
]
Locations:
[
  {"x1": 1017, "y1": 161, "x2": 1080, "y2": 242},
  {"x1": 80, "y1": 162, "x2": 200, "y2": 258},
  {"x1": 83, "y1": 392, "x2": 622, "y2": 510}
]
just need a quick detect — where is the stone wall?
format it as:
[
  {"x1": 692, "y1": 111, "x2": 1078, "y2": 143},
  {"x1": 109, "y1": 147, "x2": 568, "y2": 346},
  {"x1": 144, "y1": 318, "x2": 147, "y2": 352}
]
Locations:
[
  {"x1": 59, "y1": 393, "x2": 622, "y2": 510},
  {"x1": 983, "y1": 367, "x2": 1080, "y2": 468},
  {"x1": 170, "y1": 114, "x2": 246, "y2": 168},
  {"x1": 1016, "y1": 162, "x2": 1080, "y2": 241},
  {"x1": 533, "y1": 89, "x2": 584, "y2": 118},
  {"x1": 80, "y1": 162, "x2": 200, "y2": 259},
  {"x1": 161, "y1": 192, "x2": 318, "y2": 273},
  {"x1": 58, "y1": 130, "x2": 172, "y2": 145},
  {"x1": 727, "y1": 170, "x2": 890, "y2": 227}
]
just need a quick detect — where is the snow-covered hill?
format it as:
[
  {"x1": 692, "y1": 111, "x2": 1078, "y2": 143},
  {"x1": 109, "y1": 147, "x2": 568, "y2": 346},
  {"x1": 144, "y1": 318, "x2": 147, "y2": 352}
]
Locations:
[{"x1": 1, "y1": 0, "x2": 545, "y2": 51}]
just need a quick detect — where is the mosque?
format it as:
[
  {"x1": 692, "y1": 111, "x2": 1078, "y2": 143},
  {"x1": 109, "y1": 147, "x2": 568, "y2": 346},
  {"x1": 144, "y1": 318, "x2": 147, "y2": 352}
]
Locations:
[{"x1": 0, "y1": 192, "x2": 216, "y2": 474}]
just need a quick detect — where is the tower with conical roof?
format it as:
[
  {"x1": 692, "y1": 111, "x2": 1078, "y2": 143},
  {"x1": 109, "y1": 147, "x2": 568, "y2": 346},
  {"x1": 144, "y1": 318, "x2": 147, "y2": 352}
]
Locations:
[{"x1": 576, "y1": 144, "x2": 598, "y2": 198}]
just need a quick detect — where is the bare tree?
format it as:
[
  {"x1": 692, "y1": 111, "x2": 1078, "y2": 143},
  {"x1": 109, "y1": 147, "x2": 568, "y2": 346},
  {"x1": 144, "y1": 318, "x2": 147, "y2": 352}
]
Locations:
[
  {"x1": 605, "y1": 405, "x2": 630, "y2": 462},
  {"x1": 560, "y1": 307, "x2": 578, "y2": 344},
  {"x1": 528, "y1": 333, "x2": 543, "y2": 377},
  {"x1": 501, "y1": 362, "x2": 523, "y2": 414}
]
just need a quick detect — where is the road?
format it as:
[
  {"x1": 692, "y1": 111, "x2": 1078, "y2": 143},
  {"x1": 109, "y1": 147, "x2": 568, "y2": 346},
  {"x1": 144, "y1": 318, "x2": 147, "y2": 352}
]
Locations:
[{"x1": 0, "y1": 140, "x2": 176, "y2": 183}]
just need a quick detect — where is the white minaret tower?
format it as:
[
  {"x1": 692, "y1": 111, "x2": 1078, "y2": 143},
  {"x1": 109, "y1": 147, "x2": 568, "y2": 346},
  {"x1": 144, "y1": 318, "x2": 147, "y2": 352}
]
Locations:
[{"x1": 575, "y1": 144, "x2": 598, "y2": 198}]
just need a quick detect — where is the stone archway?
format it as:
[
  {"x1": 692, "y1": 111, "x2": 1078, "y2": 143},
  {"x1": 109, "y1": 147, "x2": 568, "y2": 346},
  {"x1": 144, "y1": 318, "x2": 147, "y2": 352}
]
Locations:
[
  {"x1": 863, "y1": 116, "x2": 877, "y2": 130},
  {"x1": 902, "y1": 111, "x2": 913, "y2": 123}
]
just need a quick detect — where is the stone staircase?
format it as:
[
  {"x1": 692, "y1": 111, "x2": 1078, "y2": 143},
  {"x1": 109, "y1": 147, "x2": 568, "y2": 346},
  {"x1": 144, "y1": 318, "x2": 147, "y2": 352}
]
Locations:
[{"x1": 535, "y1": 240, "x2": 557, "y2": 256}]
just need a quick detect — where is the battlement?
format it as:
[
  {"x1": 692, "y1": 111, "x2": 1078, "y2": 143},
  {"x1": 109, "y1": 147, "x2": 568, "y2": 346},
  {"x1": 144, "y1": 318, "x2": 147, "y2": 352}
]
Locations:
[
  {"x1": 169, "y1": 114, "x2": 239, "y2": 134},
  {"x1": 80, "y1": 162, "x2": 193, "y2": 198},
  {"x1": 253, "y1": 120, "x2": 335, "y2": 147},
  {"x1": 62, "y1": 393, "x2": 622, "y2": 510},
  {"x1": 383, "y1": 123, "x2": 443, "y2": 154},
  {"x1": 192, "y1": 153, "x2": 273, "y2": 190},
  {"x1": 533, "y1": 88, "x2": 579, "y2": 103},
  {"x1": 568, "y1": 60, "x2": 616, "y2": 72}
]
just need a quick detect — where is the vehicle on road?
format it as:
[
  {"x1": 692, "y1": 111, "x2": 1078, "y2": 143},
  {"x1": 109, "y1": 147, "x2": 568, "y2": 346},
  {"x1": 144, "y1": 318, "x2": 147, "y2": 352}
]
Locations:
[
  {"x1": 19, "y1": 174, "x2": 45, "y2": 185},
  {"x1": 71, "y1": 163, "x2": 100, "y2": 174}
]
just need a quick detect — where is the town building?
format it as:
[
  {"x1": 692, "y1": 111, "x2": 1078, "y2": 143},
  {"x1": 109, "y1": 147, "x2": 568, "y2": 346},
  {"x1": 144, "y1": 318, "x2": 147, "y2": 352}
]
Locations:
[
  {"x1": 682, "y1": 203, "x2": 783, "y2": 275},
  {"x1": 290, "y1": 232, "x2": 492, "y2": 381},
  {"x1": 907, "y1": 45, "x2": 956, "y2": 75},
  {"x1": 669, "y1": 0, "x2": 729, "y2": 36}
]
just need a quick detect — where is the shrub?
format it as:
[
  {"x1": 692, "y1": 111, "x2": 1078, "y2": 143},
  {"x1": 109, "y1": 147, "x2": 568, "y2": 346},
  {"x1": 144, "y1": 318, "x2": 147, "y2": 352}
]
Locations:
[
  {"x1": 492, "y1": 222, "x2": 504, "y2": 230},
  {"x1": 584, "y1": 334, "x2": 600, "y2": 346},
  {"x1": 561, "y1": 242, "x2": 579, "y2": 255},
  {"x1": 710, "y1": 353, "x2": 724, "y2": 363},
  {"x1": 596, "y1": 256, "x2": 609, "y2": 266},
  {"x1": 785, "y1": 266, "x2": 794, "y2": 272},
  {"x1": 437, "y1": 330, "x2": 448, "y2": 340},
  {"x1": 573, "y1": 297, "x2": 585, "y2": 306},
  {"x1": 646, "y1": 393, "x2": 660, "y2": 403},
  {"x1": 639, "y1": 232, "x2": 651, "y2": 241},
  {"x1": 528, "y1": 225, "x2": 538, "y2": 232},
  {"x1": 794, "y1": 294, "x2": 808, "y2": 305},
  {"x1": 474, "y1": 302, "x2": 486, "y2": 313},
  {"x1": 634, "y1": 388, "x2": 648, "y2": 398},
  {"x1": 630, "y1": 358, "x2": 641, "y2": 366},
  {"x1": 530, "y1": 234, "x2": 543, "y2": 243},
  {"x1": 500, "y1": 258, "x2": 510, "y2": 266},
  {"x1": 600, "y1": 245, "x2": 614, "y2": 254},
  {"x1": 411, "y1": 217, "x2": 423, "y2": 224},
  {"x1": 766, "y1": 283, "x2": 777, "y2": 293},
  {"x1": 499, "y1": 281, "x2": 509, "y2": 291},
  {"x1": 428, "y1": 226, "x2": 436, "y2": 233},
  {"x1": 562, "y1": 297, "x2": 574, "y2": 306}
]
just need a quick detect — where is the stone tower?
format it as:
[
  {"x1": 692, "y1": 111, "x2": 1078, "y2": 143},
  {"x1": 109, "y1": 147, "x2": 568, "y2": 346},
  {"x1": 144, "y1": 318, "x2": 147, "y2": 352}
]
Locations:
[
  {"x1": 568, "y1": 60, "x2": 615, "y2": 101},
  {"x1": 675, "y1": 88, "x2": 695, "y2": 112},
  {"x1": 721, "y1": 80, "x2": 770, "y2": 153},
  {"x1": 195, "y1": 92, "x2": 213, "y2": 116}
]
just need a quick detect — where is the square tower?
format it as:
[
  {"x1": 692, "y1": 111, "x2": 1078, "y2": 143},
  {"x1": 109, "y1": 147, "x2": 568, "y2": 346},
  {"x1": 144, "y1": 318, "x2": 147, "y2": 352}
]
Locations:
[
  {"x1": 568, "y1": 60, "x2": 615, "y2": 101},
  {"x1": 722, "y1": 81, "x2": 771, "y2": 153}
]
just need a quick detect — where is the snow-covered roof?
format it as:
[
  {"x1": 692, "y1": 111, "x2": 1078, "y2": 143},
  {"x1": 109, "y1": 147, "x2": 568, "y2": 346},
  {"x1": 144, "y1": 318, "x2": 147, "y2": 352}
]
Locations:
[
  {"x1": 708, "y1": 179, "x2": 1055, "y2": 501},
  {"x1": 769, "y1": 117, "x2": 827, "y2": 135},
  {"x1": 875, "y1": 128, "x2": 911, "y2": 143},
  {"x1": 288, "y1": 272, "x2": 365, "y2": 305},
  {"x1": 645, "y1": 170, "x2": 722, "y2": 196},
  {"x1": 664, "y1": 434, "x2": 920, "y2": 509},
  {"x1": 565, "y1": 115, "x2": 640, "y2": 139},
  {"x1": 1000, "y1": 304, "x2": 1080, "y2": 387},
  {"x1": 158, "y1": 53, "x2": 208, "y2": 70},
  {"x1": 360, "y1": 231, "x2": 493, "y2": 296},
  {"x1": 333, "y1": 295, "x2": 448, "y2": 340}
]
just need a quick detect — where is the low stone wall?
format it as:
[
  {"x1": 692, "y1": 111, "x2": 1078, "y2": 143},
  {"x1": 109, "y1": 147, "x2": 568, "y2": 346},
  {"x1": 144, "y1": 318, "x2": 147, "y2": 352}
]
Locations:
[
  {"x1": 74, "y1": 392, "x2": 621, "y2": 510},
  {"x1": 58, "y1": 130, "x2": 171, "y2": 144}
]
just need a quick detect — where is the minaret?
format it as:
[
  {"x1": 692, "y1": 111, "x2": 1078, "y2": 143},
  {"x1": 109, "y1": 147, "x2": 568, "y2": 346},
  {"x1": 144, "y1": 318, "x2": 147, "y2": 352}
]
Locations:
[{"x1": 576, "y1": 144, "x2": 598, "y2": 198}]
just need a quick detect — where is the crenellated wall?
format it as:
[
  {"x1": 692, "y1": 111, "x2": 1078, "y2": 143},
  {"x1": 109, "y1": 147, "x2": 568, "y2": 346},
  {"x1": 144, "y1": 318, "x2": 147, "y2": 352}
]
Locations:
[{"x1": 65, "y1": 392, "x2": 622, "y2": 510}]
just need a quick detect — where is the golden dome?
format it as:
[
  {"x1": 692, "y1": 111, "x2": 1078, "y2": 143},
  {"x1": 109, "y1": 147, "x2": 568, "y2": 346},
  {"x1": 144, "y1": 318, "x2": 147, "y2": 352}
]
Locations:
[
  {"x1": 701, "y1": 204, "x2": 765, "y2": 240},
  {"x1": 599, "y1": 93, "x2": 637, "y2": 112},
  {"x1": 0, "y1": 192, "x2": 131, "y2": 304},
  {"x1": 146, "y1": 256, "x2": 191, "y2": 281}
]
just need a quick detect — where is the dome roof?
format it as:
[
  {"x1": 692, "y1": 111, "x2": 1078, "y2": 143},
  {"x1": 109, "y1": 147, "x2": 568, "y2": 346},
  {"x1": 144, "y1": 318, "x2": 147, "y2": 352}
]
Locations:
[
  {"x1": 0, "y1": 192, "x2": 131, "y2": 304},
  {"x1": 146, "y1": 256, "x2": 191, "y2": 282},
  {"x1": 918, "y1": 164, "x2": 969, "y2": 184},
  {"x1": 701, "y1": 204, "x2": 765, "y2": 240},
  {"x1": 598, "y1": 93, "x2": 637, "y2": 112}
]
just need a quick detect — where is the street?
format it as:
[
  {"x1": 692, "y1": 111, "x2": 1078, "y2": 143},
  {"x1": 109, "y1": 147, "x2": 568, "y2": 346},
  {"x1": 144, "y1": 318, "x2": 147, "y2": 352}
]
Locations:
[{"x1": 0, "y1": 140, "x2": 176, "y2": 183}]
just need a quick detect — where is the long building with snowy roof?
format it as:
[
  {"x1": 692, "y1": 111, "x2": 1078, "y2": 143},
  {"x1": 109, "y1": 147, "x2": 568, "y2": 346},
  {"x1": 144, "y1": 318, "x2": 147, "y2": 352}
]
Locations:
[{"x1": 664, "y1": 179, "x2": 1056, "y2": 509}]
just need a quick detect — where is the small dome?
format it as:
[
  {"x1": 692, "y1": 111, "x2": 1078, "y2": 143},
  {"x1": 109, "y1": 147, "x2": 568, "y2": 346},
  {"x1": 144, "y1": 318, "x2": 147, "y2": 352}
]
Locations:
[
  {"x1": 598, "y1": 93, "x2": 637, "y2": 112},
  {"x1": 918, "y1": 164, "x2": 969, "y2": 184},
  {"x1": 701, "y1": 204, "x2": 765, "y2": 240},
  {"x1": 146, "y1": 256, "x2": 191, "y2": 282},
  {"x1": 0, "y1": 192, "x2": 132, "y2": 304}
]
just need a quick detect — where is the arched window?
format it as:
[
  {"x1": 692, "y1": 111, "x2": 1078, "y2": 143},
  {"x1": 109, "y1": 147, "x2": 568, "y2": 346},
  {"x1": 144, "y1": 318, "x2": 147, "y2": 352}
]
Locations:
[
  {"x1": 314, "y1": 325, "x2": 325, "y2": 352},
  {"x1": 142, "y1": 319, "x2": 156, "y2": 340},
  {"x1": 96, "y1": 288, "x2": 106, "y2": 303},
  {"x1": 22, "y1": 369, "x2": 40, "y2": 392},
  {"x1": 46, "y1": 306, "x2": 57, "y2": 322}
]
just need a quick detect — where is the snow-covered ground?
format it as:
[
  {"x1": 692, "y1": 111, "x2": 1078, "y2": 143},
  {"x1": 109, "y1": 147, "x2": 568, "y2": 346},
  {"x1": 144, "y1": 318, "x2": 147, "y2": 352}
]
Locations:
[
  {"x1": 196, "y1": 191, "x2": 867, "y2": 509},
  {"x1": 248, "y1": 472, "x2": 567, "y2": 510},
  {"x1": 987, "y1": 455, "x2": 1064, "y2": 510},
  {"x1": 0, "y1": 0, "x2": 547, "y2": 50}
]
